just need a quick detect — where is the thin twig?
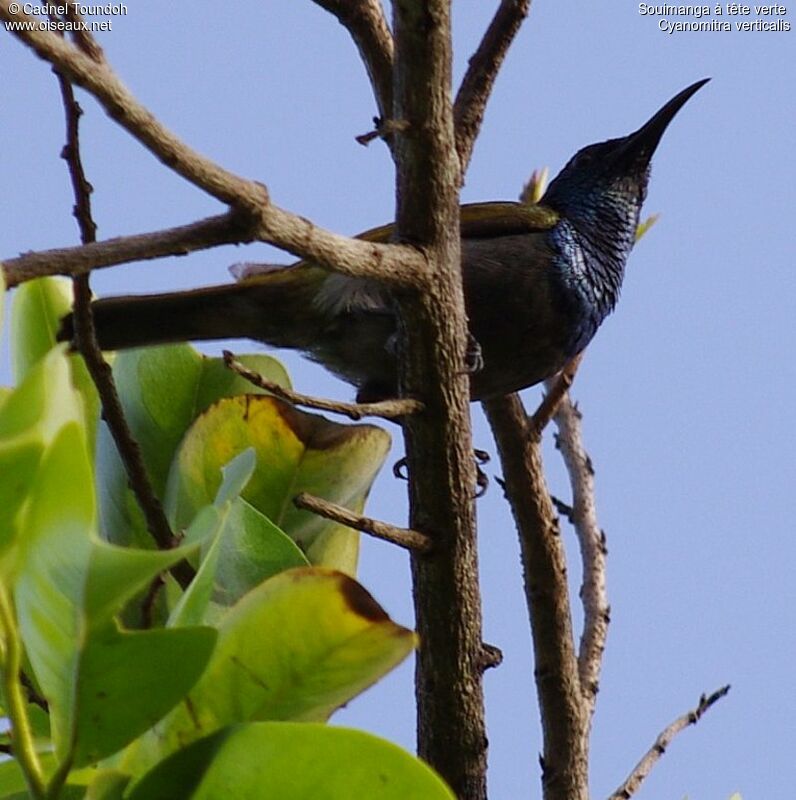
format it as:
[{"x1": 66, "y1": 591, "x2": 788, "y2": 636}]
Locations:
[
  {"x1": 454, "y1": 0, "x2": 532, "y2": 172},
  {"x1": 311, "y1": 0, "x2": 394, "y2": 131},
  {"x1": 293, "y1": 492, "x2": 431, "y2": 553},
  {"x1": 53, "y1": 51, "x2": 193, "y2": 590},
  {"x1": 529, "y1": 353, "x2": 583, "y2": 437},
  {"x1": 68, "y1": 256, "x2": 195, "y2": 588},
  {"x1": 355, "y1": 117, "x2": 409, "y2": 146},
  {"x1": 140, "y1": 573, "x2": 166, "y2": 629},
  {"x1": 550, "y1": 389, "x2": 609, "y2": 718},
  {"x1": 480, "y1": 642, "x2": 504, "y2": 671},
  {"x1": 223, "y1": 351, "x2": 423, "y2": 420},
  {"x1": 607, "y1": 685, "x2": 731, "y2": 800}
]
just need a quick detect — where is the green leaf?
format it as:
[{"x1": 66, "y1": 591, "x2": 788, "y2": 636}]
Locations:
[
  {"x1": 128, "y1": 723, "x2": 455, "y2": 800},
  {"x1": 96, "y1": 345, "x2": 289, "y2": 546},
  {"x1": 635, "y1": 213, "x2": 660, "y2": 242},
  {"x1": 10, "y1": 277, "x2": 72, "y2": 381},
  {"x1": 85, "y1": 770, "x2": 130, "y2": 800},
  {"x1": 0, "y1": 754, "x2": 60, "y2": 797},
  {"x1": 210, "y1": 498, "x2": 308, "y2": 607},
  {"x1": 0, "y1": 759, "x2": 29, "y2": 796},
  {"x1": 214, "y1": 447, "x2": 257, "y2": 508},
  {"x1": 9, "y1": 278, "x2": 100, "y2": 453},
  {"x1": 170, "y1": 501, "x2": 308, "y2": 628},
  {"x1": 127, "y1": 568, "x2": 414, "y2": 773},
  {"x1": 0, "y1": 346, "x2": 84, "y2": 554},
  {"x1": 166, "y1": 395, "x2": 391, "y2": 573},
  {"x1": 13, "y1": 424, "x2": 216, "y2": 766},
  {"x1": 73, "y1": 623, "x2": 216, "y2": 765},
  {"x1": 168, "y1": 448, "x2": 306, "y2": 626}
]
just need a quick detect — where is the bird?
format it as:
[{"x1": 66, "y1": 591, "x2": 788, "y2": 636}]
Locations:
[{"x1": 59, "y1": 79, "x2": 708, "y2": 403}]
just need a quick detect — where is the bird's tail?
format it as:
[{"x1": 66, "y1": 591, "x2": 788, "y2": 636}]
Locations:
[{"x1": 57, "y1": 263, "x2": 329, "y2": 352}]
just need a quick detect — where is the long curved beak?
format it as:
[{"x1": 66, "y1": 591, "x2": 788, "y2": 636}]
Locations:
[{"x1": 616, "y1": 78, "x2": 710, "y2": 168}]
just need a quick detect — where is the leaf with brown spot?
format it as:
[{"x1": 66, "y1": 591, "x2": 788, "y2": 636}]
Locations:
[
  {"x1": 123, "y1": 567, "x2": 416, "y2": 776},
  {"x1": 165, "y1": 395, "x2": 391, "y2": 574}
]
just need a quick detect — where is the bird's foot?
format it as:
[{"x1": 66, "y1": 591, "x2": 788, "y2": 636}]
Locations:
[
  {"x1": 474, "y1": 448, "x2": 490, "y2": 497},
  {"x1": 463, "y1": 334, "x2": 484, "y2": 375},
  {"x1": 392, "y1": 449, "x2": 490, "y2": 497}
]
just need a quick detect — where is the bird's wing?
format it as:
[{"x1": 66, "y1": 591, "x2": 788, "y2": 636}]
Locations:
[
  {"x1": 354, "y1": 202, "x2": 559, "y2": 243},
  {"x1": 459, "y1": 202, "x2": 560, "y2": 237},
  {"x1": 233, "y1": 202, "x2": 560, "y2": 315}
]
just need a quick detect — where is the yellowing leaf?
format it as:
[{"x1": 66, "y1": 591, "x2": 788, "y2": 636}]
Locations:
[
  {"x1": 166, "y1": 396, "x2": 390, "y2": 573},
  {"x1": 126, "y1": 568, "x2": 415, "y2": 774}
]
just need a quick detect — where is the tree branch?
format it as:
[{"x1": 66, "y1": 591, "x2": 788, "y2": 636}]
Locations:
[
  {"x1": 293, "y1": 492, "x2": 431, "y2": 552},
  {"x1": 312, "y1": 0, "x2": 395, "y2": 130},
  {"x1": 223, "y1": 350, "x2": 423, "y2": 421},
  {"x1": 0, "y1": 2, "x2": 427, "y2": 287},
  {"x1": 53, "y1": 38, "x2": 193, "y2": 590},
  {"x1": 454, "y1": 0, "x2": 531, "y2": 172},
  {"x1": 483, "y1": 393, "x2": 588, "y2": 800},
  {"x1": 607, "y1": 685, "x2": 731, "y2": 800},
  {"x1": 392, "y1": 1, "x2": 487, "y2": 797},
  {"x1": 529, "y1": 353, "x2": 583, "y2": 437},
  {"x1": 548, "y1": 388, "x2": 609, "y2": 719},
  {"x1": 2, "y1": 213, "x2": 252, "y2": 288}
]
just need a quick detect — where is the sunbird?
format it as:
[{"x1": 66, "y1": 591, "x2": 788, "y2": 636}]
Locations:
[{"x1": 60, "y1": 80, "x2": 709, "y2": 402}]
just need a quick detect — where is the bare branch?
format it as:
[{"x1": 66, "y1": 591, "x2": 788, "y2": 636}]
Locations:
[
  {"x1": 0, "y1": 3, "x2": 427, "y2": 287},
  {"x1": 607, "y1": 686, "x2": 731, "y2": 800},
  {"x1": 483, "y1": 393, "x2": 588, "y2": 800},
  {"x1": 2, "y1": 213, "x2": 251, "y2": 288},
  {"x1": 223, "y1": 351, "x2": 423, "y2": 420},
  {"x1": 53, "y1": 42, "x2": 193, "y2": 590},
  {"x1": 454, "y1": 0, "x2": 532, "y2": 172},
  {"x1": 294, "y1": 492, "x2": 432, "y2": 553},
  {"x1": 479, "y1": 642, "x2": 504, "y2": 671},
  {"x1": 1, "y1": 206, "x2": 426, "y2": 290},
  {"x1": 355, "y1": 117, "x2": 409, "y2": 147},
  {"x1": 69, "y1": 226, "x2": 194, "y2": 586},
  {"x1": 549, "y1": 389, "x2": 608, "y2": 718},
  {"x1": 312, "y1": 0, "x2": 395, "y2": 126},
  {"x1": 529, "y1": 353, "x2": 583, "y2": 437}
]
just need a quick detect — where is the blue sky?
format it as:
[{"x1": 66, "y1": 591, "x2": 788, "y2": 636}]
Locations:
[{"x1": 1, "y1": 3, "x2": 794, "y2": 798}]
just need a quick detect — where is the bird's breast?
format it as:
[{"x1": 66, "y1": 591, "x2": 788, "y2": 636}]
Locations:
[{"x1": 461, "y1": 233, "x2": 594, "y2": 398}]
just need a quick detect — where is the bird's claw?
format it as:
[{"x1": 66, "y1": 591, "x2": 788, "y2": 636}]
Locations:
[
  {"x1": 474, "y1": 448, "x2": 490, "y2": 497},
  {"x1": 392, "y1": 456, "x2": 409, "y2": 481},
  {"x1": 392, "y1": 451, "x2": 490, "y2": 497},
  {"x1": 464, "y1": 334, "x2": 484, "y2": 375}
]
